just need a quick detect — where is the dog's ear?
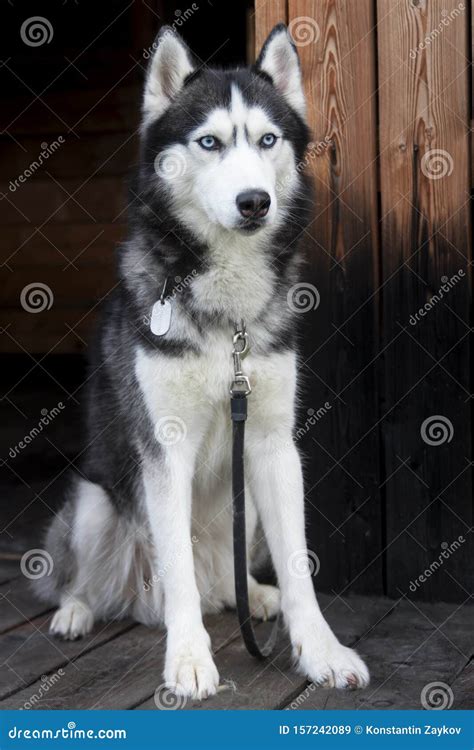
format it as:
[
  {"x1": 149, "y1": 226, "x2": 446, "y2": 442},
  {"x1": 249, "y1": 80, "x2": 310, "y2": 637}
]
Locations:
[
  {"x1": 143, "y1": 27, "x2": 195, "y2": 119},
  {"x1": 255, "y1": 24, "x2": 306, "y2": 119}
]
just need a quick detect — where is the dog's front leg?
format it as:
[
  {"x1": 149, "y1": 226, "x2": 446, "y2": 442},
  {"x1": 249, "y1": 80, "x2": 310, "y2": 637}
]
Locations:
[
  {"x1": 143, "y1": 445, "x2": 219, "y2": 700},
  {"x1": 246, "y1": 429, "x2": 369, "y2": 689}
]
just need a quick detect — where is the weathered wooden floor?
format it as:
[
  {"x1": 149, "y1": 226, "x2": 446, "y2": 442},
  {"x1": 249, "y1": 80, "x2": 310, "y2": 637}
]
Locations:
[{"x1": 0, "y1": 558, "x2": 472, "y2": 711}]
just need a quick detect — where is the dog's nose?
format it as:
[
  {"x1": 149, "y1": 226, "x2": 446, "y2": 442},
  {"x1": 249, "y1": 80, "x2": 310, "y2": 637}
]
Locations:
[{"x1": 236, "y1": 190, "x2": 271, "y2": 219}]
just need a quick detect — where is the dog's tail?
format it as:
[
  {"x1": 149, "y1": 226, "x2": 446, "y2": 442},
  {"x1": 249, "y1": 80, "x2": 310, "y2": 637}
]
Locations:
[{"x1": 33, "y1": 485, "x2": 77, "y2": 605}]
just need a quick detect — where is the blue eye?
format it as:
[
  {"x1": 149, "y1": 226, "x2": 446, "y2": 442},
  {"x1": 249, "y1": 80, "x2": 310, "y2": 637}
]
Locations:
[
  {"x1": 197, "y1": 135, "x2": 220, "y2": 151},
  {"x1": 260, "y1": 133, "x2": 277, "y2": 149}
]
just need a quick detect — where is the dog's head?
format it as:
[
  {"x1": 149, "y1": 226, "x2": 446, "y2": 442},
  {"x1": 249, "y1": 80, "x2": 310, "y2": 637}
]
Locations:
[{"x1": 140, "y1": 24, "x2": 309, "y2": 243}]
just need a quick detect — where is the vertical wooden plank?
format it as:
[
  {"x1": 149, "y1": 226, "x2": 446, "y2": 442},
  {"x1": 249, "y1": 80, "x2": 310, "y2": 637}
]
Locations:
[
  {"x1": 246, "y1": 7, "x2": 256, "y2": 64},
  {"x1": 286, "y1": 1, "x2": 382, "y2": 594},
  {"x1": 377, "y1": 0, "x2": 472, "y2": 601},
  {"x1": 254, "y1": 0, "x2": 288, "y2": 53},
  {"x1": 471, "y1": 0, "x2": 473, "y2": 185}
]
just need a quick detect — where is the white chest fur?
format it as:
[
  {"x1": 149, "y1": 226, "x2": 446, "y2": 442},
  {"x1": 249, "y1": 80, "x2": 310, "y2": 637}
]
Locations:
[
  {"x1": 135, "y1": 338, "x2": 298, "y2": 444},
  {"x1": 189, "y1": 232, "x2": 276, "y2": 322}
]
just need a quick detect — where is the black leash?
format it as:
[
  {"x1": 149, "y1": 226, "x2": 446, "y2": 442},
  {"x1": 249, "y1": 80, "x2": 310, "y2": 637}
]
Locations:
[{"x1": 230, "y1": 323, "x2": 279, "y2": 659}]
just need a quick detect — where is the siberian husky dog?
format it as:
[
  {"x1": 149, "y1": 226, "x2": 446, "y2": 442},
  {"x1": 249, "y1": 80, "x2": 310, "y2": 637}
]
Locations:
[{"x1": 40, "y1": 24, "x2": 369, "y2": 698}]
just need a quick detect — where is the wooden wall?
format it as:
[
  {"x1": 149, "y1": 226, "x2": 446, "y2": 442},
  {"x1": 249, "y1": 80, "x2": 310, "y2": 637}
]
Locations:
[
  {"x1": 255, "y1": 0, "x2": 472, "y2": 602},
  {"x1": 0, "y1": 1, "x2": 145, "y2": 353}
]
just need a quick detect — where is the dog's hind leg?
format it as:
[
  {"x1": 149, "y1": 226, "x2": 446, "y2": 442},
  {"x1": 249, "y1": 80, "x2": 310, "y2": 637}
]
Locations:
[
  {"x1": 192, "y1": 405, "x2": 281, "y2": 620},
  {"x1": 45, "y1": 478, "x2": 131, "y2": 640},
  {"x1": 49, "y1": 595, "x2": 94, "y2": 641},
  {"x1": 34, "y1": 481, "x2": 89, "y2": 639},
  {"x1": 194, "y1": 481, "x2": 280, "y2": 620}
]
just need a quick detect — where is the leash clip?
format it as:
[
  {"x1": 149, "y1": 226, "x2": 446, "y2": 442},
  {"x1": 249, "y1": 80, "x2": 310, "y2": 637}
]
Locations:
[
  {"x1": 230, "y1": 321, "x2": 251, "y2": 396},
  {"x1": 230, "y1": 374, "x2": 252, "y2": 397}
]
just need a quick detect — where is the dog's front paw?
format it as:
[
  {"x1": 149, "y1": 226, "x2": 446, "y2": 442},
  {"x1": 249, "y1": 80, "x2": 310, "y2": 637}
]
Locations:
[
  {"x1": 164, "y1": 633, "x2": 219, "y2": 701},
  {"x1": 294, "y1": 627, "x2": 369, "y2": 689}
]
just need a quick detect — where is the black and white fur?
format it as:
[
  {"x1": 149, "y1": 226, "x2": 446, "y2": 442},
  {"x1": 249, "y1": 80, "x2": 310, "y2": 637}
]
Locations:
[{"x1": 40, "y1": 25, "x2": 369, "y2": 698}]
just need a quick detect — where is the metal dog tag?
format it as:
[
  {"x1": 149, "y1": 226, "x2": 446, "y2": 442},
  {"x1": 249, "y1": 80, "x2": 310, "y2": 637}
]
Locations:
[{"x1": 150, "y1": 299, "x2": 172, "y2": 336}]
